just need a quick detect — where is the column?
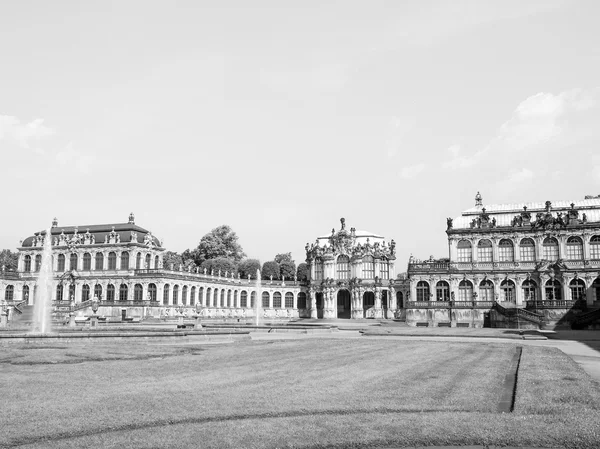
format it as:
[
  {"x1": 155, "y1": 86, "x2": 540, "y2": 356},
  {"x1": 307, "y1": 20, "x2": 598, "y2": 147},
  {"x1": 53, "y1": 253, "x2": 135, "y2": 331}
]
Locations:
[{"x1": 310, "y1": 288, "x2": 318, "y2": 319}]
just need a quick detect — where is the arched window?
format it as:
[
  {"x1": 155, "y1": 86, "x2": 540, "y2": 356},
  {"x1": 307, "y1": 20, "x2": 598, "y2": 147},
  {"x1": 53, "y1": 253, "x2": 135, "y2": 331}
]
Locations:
[
  {"x1": 500, "y1": 279, "x2": 515, "y2": 302},
  {"x1": 240, "y1": 290, "x2": 248, "y2": 308},
  {"x1": 227, "y1": 290, "x2": 232, "y2": 308},
  {"x1": 173, "y1": 285, "x2": 179, "y2": 305},
  {"x1": 206, "y1": 288, "x2": 212, "y2": 307},
  {"x1": 155, "y1": 255, "x2": 159, "y2": 269},
  {"x1": 285, "y1": 292, "x2": 294, "y2": 308},
  {"x1": 82, "y1": 284, "x2": 90, "y2": 302},
  {"x1": 119, "y1": 284, "x2": 128, "y2": 301},
  {"x1": 57, "y1": 254, "x2": 65, "y2": 272},
  {"x1": 379, "y1": 260, "x2": 389, "y2": 279},
  {"x1": 458, "y1": 280, "x2": 473, "y2": 301},
  {"x1": 337, "y1": 255, "x2": 350, "y2": 280},
  {"x1": 148, "y1": 283, "x2": 157, "y2": 302},
  {"x1": 262, "y1": 291, "x2": 270, "y2": 308},
  {"x1": 94, "y1": 284, "x2": 102, "y2": 300},
  {"x1": 477, "y1": 239, "x2": 493, "y2": 262},
  {"x1": 520, "y1": 238, "x2": 536, "y2": 262},
  {"x1": 55, "y1": 284, "x2": 63, "y2": 302},
  {"x1": 136, "y1": 253, "x2": 142, "y2": 269},
  {"x1": 250, "y1": 291, "x2": 256, "y2": 308},
  {"x1": 145, "y1": 254, "x2": 151, "y2": 269},
  {"x1": 545, "y1": 279, "x2": 562, "y2": 300},
  {"x1": 522, "y1": 279, "x2": 537, "y2": 301},
  {"x1": 416, "y1": 281, "x2": 430, "y2": 301},
  {"x1": 21, "y1": 285, "x2": 29, "y2": 304},
  {"x1": 182, "y1": 286, "x2": 188, "y2": 305},
  {"x1": 220, "y1": 290, "x2": 225, "y2": 307},
  {"x1": 120, "y1": 252, "x2": 129, "y2": 270},
  {"x1": 234, "y1": 291, "x2": 238, "y2": 307},
  {"x1": 5, "y1": 285, "x2": 14, "y2": 301},
  {"x1": 590, "y1": 236, "x2": 600, "y2": 260},
  {"x1": 199, "y1": 287, "x2": 204, "y2": 305},
  {"x1": 566, "y1": 237, "x2": 583, "y2": 260},
  {"x1": 70, "y1": 253, "x2": 78, "y2": 271},
  {"x1": 107, "y1": 284, "x2": 115, "y2": 302},
  {"x1": 479, "y1": 280, "x2": 494, "y2": 301},
  {"x1": 569, "y1": 279, "x2": 586, "y2": 301},
  {"x1": 593, "y1": 278, "x2": 600, "y2": 302},
  {"x1": 163, "y1": 284, "x2": 170, "y2": 305},
  {"x1": 108, "y1": 252, "x2": 117, "y2": 270},
  {"x1": 134, "y1": 284, "x2": 143, "y2": 302},
  {"x1": 24, "y1": 255, "x2": 32, "y2": 272},
  {"x1": 273, "y1": 292, "x2": 282, "y2": 308},
  {"x1": 543, "y1": 237, "x2": 559, "y2": 260},
  {"x1": 95, "y1": 252, "x2": 104, "y2": 270},
  {"x1": 190, "y1": 286, "x2": 196, "y2": 306},
  {"x1": 314, "y1": 262, "x2": 324, "y2": 281},
  {"x1": 69, "y1": 284, "x2": 75, "y2": 302},
  {"x1": 297, "y1": 292, "x2": 307, "y2": 309},
  {"x1": 457, "y1": 240, "x2": 472, "y2": 262},
  {"x1": 396, "y1": 291, "x2": 404, "y2": 309},
  {"x1": 35, "y1": 254, "x2": 42, "y2": 272},
  {"x1": 363, "y1": 256, "x2": 374, "y2": 278},
  {"x1": 498, "y1": 239, "x2": 514, "y2": 262},
  {"x1": 83, "y1": 253, "x2": 91, "y2": 270},
  {"x1": 436, "y1": 281, "x2": 450, "y2": 301}
]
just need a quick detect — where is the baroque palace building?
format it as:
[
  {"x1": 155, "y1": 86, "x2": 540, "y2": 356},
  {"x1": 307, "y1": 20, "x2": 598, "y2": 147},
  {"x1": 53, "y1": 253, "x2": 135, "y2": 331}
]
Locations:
[{"x1": 407, "y1": 193, "x2": 600, "y2": 329}]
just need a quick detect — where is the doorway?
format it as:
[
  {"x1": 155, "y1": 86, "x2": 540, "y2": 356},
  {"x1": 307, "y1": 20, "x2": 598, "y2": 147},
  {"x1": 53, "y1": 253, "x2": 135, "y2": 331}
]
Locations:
[
  {"x1": 316, "y1": 292, "x2": 324, "y2": 319},
  {"x1": 337, "y1": 290, "x2": 351, "y2": 319}
]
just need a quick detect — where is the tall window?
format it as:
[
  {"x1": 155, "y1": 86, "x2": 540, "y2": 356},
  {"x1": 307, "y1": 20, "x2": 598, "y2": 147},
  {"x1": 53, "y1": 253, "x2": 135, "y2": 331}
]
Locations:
[
  {"x1": 566, "y1": 237, "x2": 583, "y2": 260},
  {"x1": 220, "y1": 290, "x2": 225, "y2": 307},
  {"x1": 520, "y1": 238, "x2": 536, "y2": 262},
  {"x1": 545, "y1": 279, "x2": 562, "y2": 300},
  {"x1": 198, "y1": 287, "x2": 204, "y2": 305},
  {"x1": 82, "y1": 253, "x2": 91, "y2": 270},
  {"x1": 522, "y1": 279, "x2": 537, "y2": 301},
  {"x1": 227, "y1": 290, "x2": 232, "y2": 307},
  {"x1": 396, "y1": 291, "x2": 404, "y2": 309},
  {"x1": 95, "y1": 252, "x2": 104, "y2": 270},
  {"x1": 285, "y1": 292, "x2": 294, "y2": 308},
  {"x1": 182, "y1": 286, "x2": 188, "y2": 305},
  {"x1": 57, "y1": 254, "x2": 65, "y2": 272},
  {"x1": 148, "y1": 283, "x2": 157, "y2": 302},
  {"x1": 457, "y1": 240, "x2": 472, "y2": 262},
  {"x1": 416, "y1": 281, "x2": 430, "y2": 301},
  {"x1": 82, "y1": 284, "x2": 90, "y2": 302},
  {"x1": 262, "y1": 291, "x2": 270, "y2": 308},
  {"x1": 273, "y1": 292, "x2": 282, "y2": 308},
  {"x1": 591, "y1": 236, "x2": 600, "y2": 260},
  {"x1": 593, "y1": 279, "x2": 600, "y2": 302},
  {"x1": 134, "y1": 284, "x2": 143, "y2": 302},
  {"x1": 250, "y1": 291, "x2": 256, "y2": 308},
  {"x1": 35, "y1": 255, "x2": 42, "y2": 272},
  {"x1": 163, "y1": 284, "x2": 170, "y2": 305},
  {"x1": 94, "y1": 284, "x2": 102, "y2": 300},
  {"x1": 240, "y1": 290, "x2": 248, "y2": 308},
  {"x1": 24, "y1": 255, "x2": 32, "y2": 272},
  {"x1": 498, "y1": 240, "x2": 514, "y2": 262},
  {"x1": 22, "y1": 285, "x2": 30, "y2": 303},
  {"x1": 56, "y1": 284, "x2": 63, "y2": 301},
  {"x1": 569, "y1": 279, "x2": 586, "y2": 300},
  {"x1": 337, "y1": 255, "x2": 350, "y2": 280},
  {"x1": 107, "y1": 284, "x2": 115, "y2": 301},
  {"x1": 315, "y1": 262, "x2": 324, "y2": 281},
  {"x1": 119, "y1": 284, "x2": 128, "y2": 301},
  {"x1": 207, "y1": 288, "x2": 213, "y2": 307},
  {"x1": 120, "y1": 252, "x2": 129, "y2": 270},
  {"x1": 108, "y1": 252, "x2": 117, "y2": 270},
  {"x1": 190, "y1": 286, "x2": 196, "y2": 306},
  {"x1": 5, "y1": 285, "x2": 14, "y2": 301},
  {"x1": 477, "y1": 239, "x2": 493, "y2": 262},
  {"x1": 363, "y1": 256, "x2": 374, "y2": 278},
  {"x1": 233, "y1": 291, "x2": 238, "y2": 307},
  {"x1": 297, "y1": 292, "x2": 307, "y2": 309},
  {"x1": 479, "y1": 280, "x2": 494, "y2": 301},
  {"x1": 436, "y1": 281, "x2": 450, "y2": 301},
  {"x1": 70, "y1": 253, "x2": 78, "y2": 271},
  {"x1": 173, "y1": 285, "x2": 179, "y2": 305},
  {"x1": 543, "y1": 237, "x2": 559, "y2": 260},
  {"x1": 69, "y1": 284, "x2": 75, "y2": 302},
  {"x1": 145, "y1": 254, "x2": 151, "y2": 269},
  {"x1": 379, "y1": 261, "x2": 389, "y2": 279},
  {"x1": 136, "y1": 253, "x2": 142, "y2": 269},
  {"x1": 155, "y1": 255, "x2": 159, "y2": 269},
  {"x1": 500, "y1": 280, "x2": 515, "y2": 302}
]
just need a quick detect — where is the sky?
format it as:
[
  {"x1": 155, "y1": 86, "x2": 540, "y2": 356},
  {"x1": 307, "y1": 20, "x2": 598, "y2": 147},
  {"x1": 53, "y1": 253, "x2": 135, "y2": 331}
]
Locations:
[{"x1": 1, "y1": 0, "x2": 600, "y2": 272}]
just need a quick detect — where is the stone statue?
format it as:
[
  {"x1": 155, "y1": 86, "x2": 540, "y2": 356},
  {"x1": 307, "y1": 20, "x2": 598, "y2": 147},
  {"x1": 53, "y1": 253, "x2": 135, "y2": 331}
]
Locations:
[
  {"x1": 583, "y1": 213, "x2": 588, "y2": 223},
  {"x1": 446, "y1": 217, "x2": 453, "y2": 229},
  {"x1": 340, "y1": 217, "x2": 346, "y2": 230},
  {"x1": 203, "y1": 267, "x2": 207, "y2": 275}
]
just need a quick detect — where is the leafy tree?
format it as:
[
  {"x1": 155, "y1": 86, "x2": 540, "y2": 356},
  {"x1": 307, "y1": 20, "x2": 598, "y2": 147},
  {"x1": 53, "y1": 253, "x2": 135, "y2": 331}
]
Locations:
[
  {"x1": 200, "y1": 258, "x2": 237, "y2": 276},
  {"x1": 181, "y1": 249, "x2": 198, "y2": 268},
  {"x1": 261, "y1": 261, "x2": 280, "y2": 280},
  {"x1": 280, "y1": 260, "x2": 296, "y2": 280},
  {"x1": 296, "y1": 262, "x2": 309, "y2": 282},
  {"x1": 189, "y1": 225, "x2": 246, "y2": 265},
  {"x1": 161, "y1": 251, "x2": 183, "y2": 270},
  {"x1": 0, "y1": 249, "x2": 18, "y2": 271},
  {"x1": 237, "y1": 258, "x2": 262, "y2": 279},
  {"x1": 274, "y1": 252, "x2": 293, "y2": 264}
]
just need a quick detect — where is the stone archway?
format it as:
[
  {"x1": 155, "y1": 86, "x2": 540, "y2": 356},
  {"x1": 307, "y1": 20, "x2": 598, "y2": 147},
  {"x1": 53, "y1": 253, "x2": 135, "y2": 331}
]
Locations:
[
  {"x1": 315, "y1": 292, "x2": 324, "y2": 319},
  {"x1": 337, "y1": 289, "x2": 351, "y2": 319},
  {"x1": 363, "y1": 291, "x2": 375, "y2": 318}
]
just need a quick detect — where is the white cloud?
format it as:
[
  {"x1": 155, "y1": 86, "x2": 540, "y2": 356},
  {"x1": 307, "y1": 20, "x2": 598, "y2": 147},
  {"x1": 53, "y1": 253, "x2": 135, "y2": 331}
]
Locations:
[
  {"x1": 55, "y1": 142, "x2": 95, "y2": 174},
  {"x1": 0, "y1": 115, "x2": 55, "y2": 149},
  {"x1": 443, "y1": 144, "x2": 481, "y2": 170},
  {"x1": 399, "y1": 163, "x2": 425, "y2": 179}
]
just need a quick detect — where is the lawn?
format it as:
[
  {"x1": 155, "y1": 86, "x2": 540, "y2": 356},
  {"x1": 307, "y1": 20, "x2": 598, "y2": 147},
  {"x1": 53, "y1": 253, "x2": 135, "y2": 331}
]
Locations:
[{"x1": 1, "y1": 338, "x2": 599, "y2": 448}]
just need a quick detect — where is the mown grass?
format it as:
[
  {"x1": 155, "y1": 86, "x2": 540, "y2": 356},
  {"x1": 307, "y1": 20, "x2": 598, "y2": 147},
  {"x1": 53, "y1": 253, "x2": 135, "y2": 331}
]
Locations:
[{"x1": 1, "y1": 339, "x2": 599, "y2": 448}]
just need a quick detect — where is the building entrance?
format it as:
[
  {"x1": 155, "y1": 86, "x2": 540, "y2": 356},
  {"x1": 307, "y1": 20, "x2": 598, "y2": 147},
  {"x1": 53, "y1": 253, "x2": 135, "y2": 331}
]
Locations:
[
  {"x1": 316, "y1": 292, "x2": 324, "y2": 319},
  {"x1": 337, "y1": 289, "x2": 351, "y2": 319},
  {"x1": 363, "y1": 291, "x2": 375, "y2": 318}
]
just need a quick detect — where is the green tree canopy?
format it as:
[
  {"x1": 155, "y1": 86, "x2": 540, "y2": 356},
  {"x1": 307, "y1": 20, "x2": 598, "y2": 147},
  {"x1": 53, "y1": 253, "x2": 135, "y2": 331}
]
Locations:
[
  {"x1": 296, "y1": 262, "x2": 309, "y2": 282},
  {"x1": 188, "y1": 225, "x2": 246, "y2": 266},
  {"x1": 0, "y1": 249, "x2": 18, "y2": 271},
  {"x1": 261, "y1": 261, "x2": 280, "y2": 280},
  {"x1": 274, "y1": 252, "x2": 293, "y2": 264},
  {"x1": 237, "y1": 258, "x2": 262, "y2": 279},
  {"x1": 200, "y1": 258, "x2": 238, "y2": 276},
  {"x1": 161, "y1": 251, "x2": 183, "y2": 270},
  {"x1": 280, "y1": 260, "x2": 296, "y2": 280}
]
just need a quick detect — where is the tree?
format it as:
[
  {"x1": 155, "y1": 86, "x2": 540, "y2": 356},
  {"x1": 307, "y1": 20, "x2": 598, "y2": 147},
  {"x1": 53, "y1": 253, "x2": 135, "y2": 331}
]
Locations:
[
  {"x1": 261, "y1": 261, "x2": 280, "y2": 280},
  {"x1": 296, "y1": 263, "x2": 309, "y2": 282},
  {"x1": 274, "y1": 252, "x2": 293, "y2": 264},
  {"x1": 189, "y1": 225, "x2": 246, "y2": 265},
  {"x1": 237, "y1": 258, "x2": 262, "y2": 279},
  {"x1": 280, "y1": 260, "x2": 296, "y2": 280},
  {"x1": 200, "y1": 258, "x2": 237, "y2": 276},
  {"x1": 161, "y1": 251, "x2": 183, "y2": 270},
  {"x1": 0, "y1": 249, "x2": 18, "y2": 271}
]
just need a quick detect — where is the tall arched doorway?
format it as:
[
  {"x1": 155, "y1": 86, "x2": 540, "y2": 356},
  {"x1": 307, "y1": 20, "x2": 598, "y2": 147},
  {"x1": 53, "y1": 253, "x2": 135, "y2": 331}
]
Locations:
[
  {"x1": 337, "y1": 289, "x2": 351, "y2": 319},
  {"x1": 315, "y1": 292, "x2": 324, "y2": 319},
  {"x1": 381, "y1": 290, "x2": 389, "y2": 318},
  {"x1": 363, "y1": 291, "x2": 375, "y2": 318}
]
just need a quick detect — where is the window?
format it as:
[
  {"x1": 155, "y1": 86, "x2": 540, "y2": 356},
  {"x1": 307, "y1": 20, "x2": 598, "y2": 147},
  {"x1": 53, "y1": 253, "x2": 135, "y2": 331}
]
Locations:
[
  {"x1": 297, "y1": 292, "x2": 307, "y2": 309},
  {"x1": 416, "y1": 281, "x2": 430, "y2": 301},
  {"x1": 250, "y1": 291, "x2": 256, "y2": 308},
  {"x1": 543, "y1": 237, "x2": 559, "y2": 260},
  {"x1": 379, "y1": 261, "x2": 389, "y2": 279},
  {"x1": 220, "y1": 290, "x2": 225, "y2": 307},
  {"x1": 163, "y1": 284, "x2": 170, "y2": 305},
  {"x1": 182, "y1": 286, "x2": 188, "y2": 305},
  {"x1": 206, "y1": 288, "x2": 212, "y2": 307},
  {"x1": 82, "y1": 253, "x2": 91, "y2": 270},
  {"x1": 173, "y1": 285, "x2": 179, "y2": 305},
  {"x1": 262, "y1": 291, "x2": 270, "y2": 308},
  {"x1": 70, "y1": 253, "x2": 78, "y2": 271},
  {"x1": 108, "y1": 252, "x2": 117, "y2": 270},
  {"x1": 569, "y1": 279, "x2": 586, "y2": 300},
  {"x1": 498, "y1": 240, "x2": 514, "y2": 262},
  {"x1": 396, "y1": 291, "x2": 404, "y2": 309},
  {"x1": 520, "y1": 238, "x2": 535, "y2": 262},
  {"x1": 315, "y1": 262, "x2": 324, "y2": 281},
  {"x1": 593, "y1": 279, "x2": 600, "y2": 302},
  {"x1": 457, "y1": 240, "x2": 472, "y2": 262},
  {"x1": 240, "y1": 290, "x2": 248, "y2": 308},
  {"x1": 5, "y1": 285, "x2": 14, "y2": 301},
  {"x1": 57, "y1": 254, "x2": 65, "y2": 272},
  {"x1": 227, "y1": 290, "x2": 232, "y2": 308},
  {"x1": 94, "y1": 284, "x2": 102, "y2": 300},
  {"x1": 148, "y1": 283, "x2": 157, "y2": 302},
  {"x1": 119, "y1": 284, "x2": 128, "y2": 301},
  {"x1": 500, "y1": 280, "x2": 515, "y2": 302},
  {"x1": 477, "y1": 240, "x2": 493, "y2": 262},
  {"x1": 82, "y1": 284, "x2": 90, "y2": 302},
  {"x1": 591, "y1": 236, "x2": 600, "y2": 260},
  {"x1": 107, "y1": 284, "x2": 115, "y2": 302},
  {"x1": 436, "y1": 281, "x2": 450, "y2": 301},
  {"x1": 120, "y1": 252, "x2": 129, "y2": 270},
  {"x1": 155, "y1": 255, "x2": 159, "y2": 269},
  {"x1": 95, "y1": 252, "x2": 104, "y2": 270},
  {"x1": 190, "y1": 287, "x2": 196, "y2": 306},
  {"x1": 145, "y1": 254, "x2": 151, "y2": 269},
  {"x1": 545, "y1": 279, "x2": 562, "y2": 300},
  {"x1": 24, "y1": 255, "x2": 31, "y2": 272},
  {"x1": 199, "y1": 287, "x2": 204, "y2": 305},
  {"x1": 522, "y1": 279, "x2": 537, "y2": 301},
  {"x1": 363, "y1": 256, "x2": 374, "y2": 278},
  {"x1": 136, "y1": 253, "x2": 142, "y2": 269},
  {"x1": 234, "y1": 291, "x2": 238, "y2": 307},
  {"x1": 134, "y1": 284, "x2": 143, "y2": 302},
  {"x1": 35, "y1": 254, "x2": 42, "y2": 272},
  {"x1": 22, "y1": 285, "x2": 30, "y2": 303},
  {"x1": 458, "y1": 280, "x2": 473, "y2": 301},
  {"x1": 273, "y1": 292, "x2": 282, "y2": 308},
  {"x1": 56, "y1": 284, "x2": 63, "y2": 302},
  {"x1": 566, "y1": 237, "x2": 583, "y2": 260},
  {"x1": 69, "y1": 284, "x2": 75, "y2": 302},
  {"x1": 479, "y1": 280, "x2": 494, "y2": 301},
  {"x1": 337, "y1": 255, "x2": 350, "y2": 280},
  {"x1": 285, "y1": 292, "x2": 294, "y2": 308}
]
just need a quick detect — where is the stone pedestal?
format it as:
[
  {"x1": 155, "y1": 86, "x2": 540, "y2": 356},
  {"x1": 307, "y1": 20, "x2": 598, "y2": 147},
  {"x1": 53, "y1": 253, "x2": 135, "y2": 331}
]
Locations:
[
  {"x1": 310, "y1": 307, "x2": 318, "y2": 319},
  {"x1": 178, "y1": 315, "x2": 184, "y2": 327},
  {"x1": 0, "y1": 311, "x2": 8, "y2": 328},
  {"x1": 69, "y1": 314, "x2": 76, "y2": 327},
  {"x1": 195, "y1": 316, "x2": 203, "y2": 329},
  {"x1": 90, "y1": 315, "x2": 98, "y2": 329}
]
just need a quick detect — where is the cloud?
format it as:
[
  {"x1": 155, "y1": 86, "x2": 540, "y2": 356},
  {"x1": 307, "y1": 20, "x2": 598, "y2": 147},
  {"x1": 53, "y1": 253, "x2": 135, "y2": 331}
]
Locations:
[
  {"x1": 0, "y1": 115, "x2": 55, "y2": 149},
  {"x1": 55, "y1": 142, "x2": 95, "y2": 174},
  {"x1": 399, "y1": 163, "x2": 425, "y2": 179},
  {"x1": 385, "y1": 116, "x2": 416, "y2": 158},
  {"x1": 443, "y1": 144, "x2": 481, "y2": 170},
  {"x1": 505, "y1": 168, "x2": 534, "y2": 184}
]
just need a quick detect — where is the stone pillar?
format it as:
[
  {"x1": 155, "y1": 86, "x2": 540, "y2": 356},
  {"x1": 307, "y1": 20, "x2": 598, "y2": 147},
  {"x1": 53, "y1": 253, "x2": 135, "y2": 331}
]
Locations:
[
  {"x1": 309, "y1": 288, "x2": 318, "y2": 319},
  {"x1": 562, "y1": 278, "x2": 570, "y2": 301},
  {"x1": 374, "y1": 288, "x2": 383, "y2": 319}
]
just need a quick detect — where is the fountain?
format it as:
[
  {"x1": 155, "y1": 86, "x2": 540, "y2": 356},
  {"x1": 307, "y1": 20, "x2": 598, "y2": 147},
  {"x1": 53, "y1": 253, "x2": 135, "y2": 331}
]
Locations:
[
  {"x1": 32, "y1": 227, "x2": 53, "y2": 333},
  {"x1": 255, "y1": 269, "x2": 261, "y2": 326}
]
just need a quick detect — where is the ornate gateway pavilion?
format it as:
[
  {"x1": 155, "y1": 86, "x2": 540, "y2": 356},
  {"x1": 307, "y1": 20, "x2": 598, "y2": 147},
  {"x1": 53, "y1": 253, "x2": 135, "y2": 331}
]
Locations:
[{"x1": 407, "y1": 193, "x2": 600, "y2": 329}]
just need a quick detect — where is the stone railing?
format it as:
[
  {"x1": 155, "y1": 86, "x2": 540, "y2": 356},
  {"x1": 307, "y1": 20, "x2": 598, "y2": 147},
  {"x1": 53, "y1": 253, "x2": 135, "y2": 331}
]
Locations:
[
  {"x1": 405, "y1": 300, "x2": 494, "y2": 309},
  {"x1": 97, "y1": 300, "x2": 161, "y2": 308},
  {"x1": 495, "y1": 302, "x2": 544, "y2": 324},
  {"x1": 0, "y1": 271, "x2": 21, "y2": 280},
  {"x1": 526, "y1": 300, "x2": 586, "y2": 310},
  {"x1": 407, "y1": 262, "x2": 450, "y2": 272},
  {"x1": 133, "y1": 268, "x2": 300, "y2": 287}
]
